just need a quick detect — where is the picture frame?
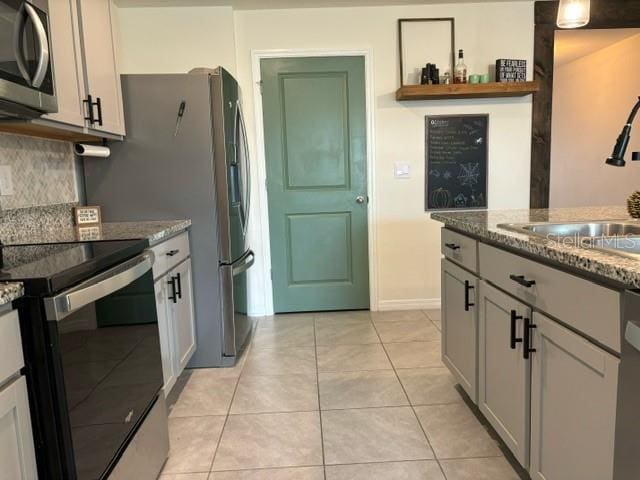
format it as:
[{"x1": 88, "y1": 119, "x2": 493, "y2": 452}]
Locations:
[
  {"x1": 398, "y1": 18, "x2": 456, "y2": 87},
  {"x1": 73, "y1": 206, "x2": 102, "y2": 226}
]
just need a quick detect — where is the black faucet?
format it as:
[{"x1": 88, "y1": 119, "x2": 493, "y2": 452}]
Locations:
[{"x1": 606, "y1": 96, "x2": 640, "y2": 167}]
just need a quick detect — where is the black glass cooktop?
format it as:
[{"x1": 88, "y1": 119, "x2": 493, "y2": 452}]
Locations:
[{"x1": 0, "y1": 240, "x2": 149, "y2": 296}]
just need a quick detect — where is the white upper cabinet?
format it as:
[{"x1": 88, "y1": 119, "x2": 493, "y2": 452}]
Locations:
[
  {"x1": 44, "y1": 0, "x2": 86, "y2": 128},
  {"x1": 41, "y1": 0, "x2": 125, "y2": 137},
  {"x1": 76, "y1": 0, "x2": 125, "y2": 136}
]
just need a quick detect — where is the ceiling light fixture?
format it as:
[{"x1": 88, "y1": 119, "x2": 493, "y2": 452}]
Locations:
[{"x1": 557, "y1": 0, "x2": 591, "y2": 29}]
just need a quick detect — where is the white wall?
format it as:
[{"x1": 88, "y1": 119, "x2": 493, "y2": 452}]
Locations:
[
  {"x1": 235, "y1": 3, "x2": 533, "y2": 313},
  {"x1": 116, "y1": 6, "x2": 237, "y2": 74},
  {"x1": 116, "y1": 2, "x2": 534, "y2": 314},
  {"x1": 550, "y1": 33, "x2": 640, "y2": 208}
]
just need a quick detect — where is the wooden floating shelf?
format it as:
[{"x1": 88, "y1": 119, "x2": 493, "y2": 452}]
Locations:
[{"x1": 396, "y1": 81, "x2": 540, "y2": 101}]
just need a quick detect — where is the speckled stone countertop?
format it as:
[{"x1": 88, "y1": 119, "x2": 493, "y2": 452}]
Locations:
[
  {"x1": 431, "y1": 206, "x2": 640, "y2": 288},
  {"x1": 0, "y1": 282, "x2": 24, "y2": 306},
  {"x1": 1, "y1": 220, "x2": 191, "y2": 247}
]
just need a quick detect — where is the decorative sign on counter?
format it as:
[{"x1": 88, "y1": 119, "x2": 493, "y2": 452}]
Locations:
[
  {"x1": 425, "y1": 115, "x2": 488, "y2": 211},
  {"x1": 496, "y1": 59, "x2": 527, "y2": 82},
  {"x1": 73, "y1": 206, "x2": 102, "y2": 226},
  {"x1": 76, "y1": 225, "x2": 103, "y2": 241}
]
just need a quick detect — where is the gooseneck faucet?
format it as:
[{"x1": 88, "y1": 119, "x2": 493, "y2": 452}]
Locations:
[{"x1": 606, "y1": 96, "x2": 640, "y2": 167}]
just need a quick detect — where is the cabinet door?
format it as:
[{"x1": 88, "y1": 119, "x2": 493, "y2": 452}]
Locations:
[
  {"x1": 172, "y1": 259, "x2": 197, "y2": 372},
  {"x1": 154, "y1": 278, "x2": 176, "y2": 395},
  {"x1": 442, "y1": 259, "x2": 478, "y2": 403},
  {"x1": 478, "y1": 281, "x2": 530, "y2": 466},
  {"x1": 0, "y1": 377, "x2": 37, "y2": 480},
  {"x1": 530, "y1": 312, "x2": 618, "y2": 480},
  {"x1": 76, "y1": 0, "x2": 125, "y2": 135},
  {"x1": 44, "y1": 0, "x2": 86, "y2": 127}
]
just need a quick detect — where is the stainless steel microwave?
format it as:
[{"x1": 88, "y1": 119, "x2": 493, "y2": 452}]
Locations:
[{"x1": 0, "y1": 0, "x2": 57, "y2": 119}]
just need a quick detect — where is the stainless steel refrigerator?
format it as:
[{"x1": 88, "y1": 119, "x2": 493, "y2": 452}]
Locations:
[{"x1": 83, "y1": 68, "x2": 254, "y2": 367}]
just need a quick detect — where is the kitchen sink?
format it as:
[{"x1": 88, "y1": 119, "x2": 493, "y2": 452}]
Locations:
[
  {"x1": 498, "y1": 221, "x2": 640, "y2": 239},
  {"x1": 498, "y1": 221, "x2": 640, "y2": 259}
]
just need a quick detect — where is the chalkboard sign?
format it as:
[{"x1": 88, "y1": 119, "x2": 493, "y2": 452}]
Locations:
[{"x1": 425, "y1": 115, "x2": 488, "y2": 211}]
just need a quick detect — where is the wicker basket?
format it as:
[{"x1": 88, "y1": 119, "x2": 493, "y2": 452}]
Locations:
[{"x1": 627, "y1": 191, "x2": 640, "y2": 218}]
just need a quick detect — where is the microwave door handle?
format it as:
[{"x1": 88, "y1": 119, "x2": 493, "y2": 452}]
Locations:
[
  {"x1": 44, "y1": 250, "x2": 155, "y2": 321},
  {"x1": 12, "y1": 3, "x2": 31, "y2": 85},
  {"x1": 24, "y1": 3, "x2": 49, "y2": 88}
]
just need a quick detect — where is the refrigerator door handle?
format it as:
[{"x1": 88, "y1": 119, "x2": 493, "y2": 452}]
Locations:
[
  {"x1": 232, "y1": 250, "x2": 255, "y2": 276},
  {"x1": 236, "y1": 100, "x2": 251, "y2": 234}
]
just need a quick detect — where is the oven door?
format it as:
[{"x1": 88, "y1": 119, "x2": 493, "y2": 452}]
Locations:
[
  {"x1": 44, "y1": 250, "x2": 163, "y2": 480},
  {"x1": 0, "y1": 0, "x2": 56, "y2": 116}
]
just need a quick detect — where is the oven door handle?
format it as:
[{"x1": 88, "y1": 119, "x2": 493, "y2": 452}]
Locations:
[
  {"x1": 44, "y1": 250, "x2": 155, "y2": 321},
  {"x1": 25, "y1": 3, "x2": 50, "y2": 88}
]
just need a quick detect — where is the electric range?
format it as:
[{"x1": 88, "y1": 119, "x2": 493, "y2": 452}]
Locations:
[{"x1": 5, "y1": 239, "x2": 169, "y2": 480}]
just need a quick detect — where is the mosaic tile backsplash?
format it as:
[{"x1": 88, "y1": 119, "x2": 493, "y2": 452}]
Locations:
[{"x1": 0, "y1": 133, "x2": 79, "y2": 210}]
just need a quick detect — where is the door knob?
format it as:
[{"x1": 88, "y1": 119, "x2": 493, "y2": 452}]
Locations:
[{"x1": 356, "y1": 195, "x2": 366, "y2": 204}]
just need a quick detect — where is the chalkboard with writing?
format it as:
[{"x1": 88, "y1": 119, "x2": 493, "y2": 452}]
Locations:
[{"x1": 425, "y1": 115, "x2": 488, "y2": 211}]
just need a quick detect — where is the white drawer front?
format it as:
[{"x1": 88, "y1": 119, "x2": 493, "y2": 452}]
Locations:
[
  {"x1": 151, "y1": 231, "x2": 190, "y2": 280},
  {"x1": 479, "y1": 243, "x2": 621, "y2": 353},
  {"x1": 0, "y1": 310, "x2": 24, "y2": 385},
  {"x1": 442, "y1": 228, "x2": 478, "y2": 273}
]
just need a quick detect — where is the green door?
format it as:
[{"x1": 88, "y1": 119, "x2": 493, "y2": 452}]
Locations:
[{"x1": 261, "y1": 56, "x2": 369, "y2": 313}]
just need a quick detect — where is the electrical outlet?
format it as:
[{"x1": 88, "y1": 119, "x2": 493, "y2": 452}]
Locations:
[{"x1": 0, "y1": 165, "x2": 14, "y2": 196}]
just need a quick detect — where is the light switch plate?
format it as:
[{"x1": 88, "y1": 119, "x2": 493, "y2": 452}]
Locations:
[
  {"x1": 0, "y1": 165, "x2": 14, "y2": 196},
  {"x1": 394, "y1": 162, "x2": 411, "y2": 179}
]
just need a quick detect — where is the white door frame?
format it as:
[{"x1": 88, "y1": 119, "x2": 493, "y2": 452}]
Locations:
[{"x1": 251, "y1": 48, "x2": 378, "y2": 315}]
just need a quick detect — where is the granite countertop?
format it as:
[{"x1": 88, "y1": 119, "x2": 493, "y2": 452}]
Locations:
[
  {"x1": 1, "y1": 220, "x2": 192, "y2": 247},
  {"x1": 0, "y1": 282, "x2": 24, "y2": 306},
  {"x1": 431, "y1": 205, "x2": 640, "y2": 288}
]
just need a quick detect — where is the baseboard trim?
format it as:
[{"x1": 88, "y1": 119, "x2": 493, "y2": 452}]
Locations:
[{"x1": 376, "y1": 298, "x2": 441, "y2": 312}]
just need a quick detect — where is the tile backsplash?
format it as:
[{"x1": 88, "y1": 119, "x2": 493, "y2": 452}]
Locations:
[{"x1": 0, "y1": 133, "x2": 79, "y2": 210}]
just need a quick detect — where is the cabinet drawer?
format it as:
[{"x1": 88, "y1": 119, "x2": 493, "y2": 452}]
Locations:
[
  {"x1": 442, "y1": 228, "x2": 478, "y2": 273},
  {"x1": 151, "y1": 231, "x2": 190, "y2": 280},
  {"x1": 0, "y1": 310, "x2": 24, "y2": 385},
  {"x1": 479, "y1": 243, "x2": 621, "y2": 352}
]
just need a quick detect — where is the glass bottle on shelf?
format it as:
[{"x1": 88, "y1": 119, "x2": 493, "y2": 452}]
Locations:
[{"x1": 454, "y1": 49, "x2": 467, "y2": 84}]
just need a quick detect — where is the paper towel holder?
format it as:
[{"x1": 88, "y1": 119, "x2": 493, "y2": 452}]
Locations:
[{"x1": 74, "y1": 140, "x2": 111, "y2": 158}]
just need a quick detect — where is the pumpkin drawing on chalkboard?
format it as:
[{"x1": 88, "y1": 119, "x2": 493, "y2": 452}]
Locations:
[{"x1": 430, "y1": 188, "x2": 453, "y2": 209}]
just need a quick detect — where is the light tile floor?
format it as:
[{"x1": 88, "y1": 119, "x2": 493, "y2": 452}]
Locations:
[{"x1": 161, "y1": 309, "x2": 522, "y2": 480}]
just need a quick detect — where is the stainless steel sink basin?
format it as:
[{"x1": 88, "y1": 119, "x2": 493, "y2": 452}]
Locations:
[
  {"x1": 588, "y1": 236, "x2": 640, "y2": 258},
  {"x1": 498, "y1": 221, "x2": 640, "y2": 239},
  {"x1": 497, "y1": 221, "x2": 640, "y2": 260}
]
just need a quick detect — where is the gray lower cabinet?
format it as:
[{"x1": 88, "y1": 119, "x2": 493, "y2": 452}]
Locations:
[
  {"x1": 441, "y1": 228, "x2": 620, "y2": 479},
  {"x1": 0, "y1": 308, "x2": 37, "y2": 480},
  {"x1": 171, "y1": 259, "x2": 197, "y2": 373},
  {"x1": 529, "y1": 312, "x2": 619, "y2": 480},
  {"x1": 0, "y1": 377, "x2": 38, "y2": 480},
  {"x1": 442, "y1": 258, "x2": 478, "y2": 403},
  {"x1": 478, "y1": 281, "x2": 531, "y2": 467},
  {"x1": 154, "y1": 258, "x2": 196, "y2": 395}
]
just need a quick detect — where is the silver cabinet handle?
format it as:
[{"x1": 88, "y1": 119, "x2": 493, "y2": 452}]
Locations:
[
  {"x1": 44, "y1": 250, "x2": 155, "y2": 321},
  {"x1": 356, "y1": 196, "x2": 366, "y2": 204},
  {"x1": 12, "y1": 3, "x2": 30, "y2": 85},
  {"x1": 24, "y1": 3, "x2": 49, "y2": 88}
]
